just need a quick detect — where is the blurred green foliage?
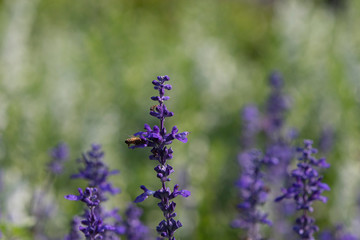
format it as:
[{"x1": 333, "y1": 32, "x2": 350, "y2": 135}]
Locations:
[{"x1": 0, "y1": 0, "x2": 360, "y2": 239}]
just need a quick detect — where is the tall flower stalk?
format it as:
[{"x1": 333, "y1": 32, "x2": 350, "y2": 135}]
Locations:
[
  {"x1": 275, "y1": 140, "x2": 331, "y2": 239},
  {"x1": 237, "y1": 72, "x2": 296, "y2": 239},
  {"x1": 65, "y1": 144, "x2": 124, "y2": 239},
  {"x1": 128, "y1": 75, "x2": 190, "y2": 240},
  {"x1": 263, "y1": 71, "x2": 291, "y2": 141},
  {"x1": 231, "y1": 150, "x2": 277, "y2": 239}
]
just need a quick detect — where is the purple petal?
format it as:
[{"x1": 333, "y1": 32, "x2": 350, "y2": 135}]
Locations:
[
  {"x1": 134, "y1": 185, "x2": 155, "y2": 203},
  {"x1": 144, "y1": 124, "x2": 152, "y2": 131},
  {"x1": 151, "y1": 96, "x2": 160, "y2": 101},
  {"x1": 317, "y1": 158, "x2": 330, "y2": 168},
  {"x1": 164, "y1": 84, "x2": 172, "y2": 90},
  {"x1": 64, "y1": 194, "x2": 81, "y2": 201},
  {"x1": 134, "y1": 193, "x2": 149, "y2": 203},
  {"x1": 175, "y1": 132, "x2": 189, "y2": 143},
  {"x1": 179, "y1": 190, "x2": 191, "y2": 197},
  {"x1": 171, "y1": 126, "x2": 179, "y2": 135},
  {"x1": 318, "y1": 182, "x2": 330, "y2": 191}
]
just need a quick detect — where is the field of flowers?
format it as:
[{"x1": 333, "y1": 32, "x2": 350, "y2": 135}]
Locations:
[{"x1": 0, "y1": 0, "x2": 360, "y2": 239}]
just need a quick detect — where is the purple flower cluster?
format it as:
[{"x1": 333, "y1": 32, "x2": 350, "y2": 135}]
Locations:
[
  {"x1": 231, "y1": 150, "x2": 278, "y2": 239},
  {"x1": 65, "y1": 187, "x2": 116, "y2": 239},
  {"x1": 123, "y1": 204, "x2": 151, "y2": 240},
  {"x1": 64, "y1": 216, "x2": 82, "y2": 240},
  {"x1": 128, "y1": 75, "x2": 190, "y2": 240},
  {"x1": 263, "y1": 71, "x2": 291, "y2": 140},
  {"x1": 320, "y1": 225, "x2": 359, "y2": 240},
  {"x1": 237, "y1": 72, "x2": 296, "y2": 239},
  {"x1": 65, "y1": 144, "x2": 124, "y2": 239},
  {"x1": 240, "y1": 72, "x2": 295, "y2": 182},
  {"x1": 72, "y1": 144, "x2": 120, "y2": 201},
  {"x1": 275, "y1": 140, "x2": 331, "y2": 239},
  {"x1": 240, "y1": 105, "x2": 260, "y2": 149},
  {"x1": 319, "y1": 126, "x2": 335, "y2": 154},
  {"x1": 48, "y1": 142, "x2": 69, "y2": 174}
]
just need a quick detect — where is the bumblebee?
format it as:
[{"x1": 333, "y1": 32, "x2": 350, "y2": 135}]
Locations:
[{"x1": 125, "y1": 137, "x2": 146, "y2": 147}]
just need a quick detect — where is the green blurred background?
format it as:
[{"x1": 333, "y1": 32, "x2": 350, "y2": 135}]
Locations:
[{"x1": 0, "y1": 0, "x2": 360, "y2": 239}]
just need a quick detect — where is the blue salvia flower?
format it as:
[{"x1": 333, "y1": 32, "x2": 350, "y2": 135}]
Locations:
[
  {"x1": 71, "y1": 144, "x2": 120, "y2": 201},
  {"x1": 319, "y1": 126, "x2": 335, "y2": 154},
  {"x1": 48, "y1": 142, "x2": 69, "y2": 174},
  {"x1": 65, "y1": 187, "x2": 116, "y2": 239},
  {"x1": 64, "y1": 216, "x2": 82, "y2": 240},
  {"x1": 275, "y1": 140, "x2": 331, "y2": 239},
  {"x1": 262, "y1": 71, "x2": 295, "y2": 179},
  {"x1": 66, "y1": 144, "x2": 124, "y2": 239},
  {"x1": 260, "y1": 72, "x2": 296, "y2": 239},
  {"x1": 123, "y1": 204, "x2": 151, "y2": 240},
  {"x1": 31, "y1": 143, "x2": 70, "y2": 239},
  {"x1": 319, "y1": 225, "x2": 358, "y2": 240},
  {"x1": 231, "y1": 149, "x2": 278, "y2": 239},
  {"x1": 240, "y1": 104, "x2": 260, "y2": 149},
  {"x1": 128, "y1": 75, "x2": 190, "y2": 240},
  {"x1": 263, "y1": 71, "x2": 291, "y2": 141}
]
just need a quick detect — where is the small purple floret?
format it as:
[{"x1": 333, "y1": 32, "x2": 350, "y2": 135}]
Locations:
[{"x1": 134, "y1": 185, "x2": 155, "y2": 203}]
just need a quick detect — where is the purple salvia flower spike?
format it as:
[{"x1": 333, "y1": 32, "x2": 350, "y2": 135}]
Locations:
[
  {"x1": 319, "y1": 224, "x2": 359, "y2": 240},
  {"x1": 71, "y1": 144, "x2": 120, "y2": 201},
  {"x1": 232, "y1": 149, "x2": 277, "y2": 239},
  {"x1": 319, "y1": 126, "x2": 335, "y2": 154},
  {"x1": 275, "y1": 140, "x2": 330, "y2": 239},
  {"x1": 64, "y1": 216, "x2": 82, "y2": 240},
  {"x1": 48, "y1": 142, "x2": 69, "y2": 174},
  {"x1": 240, "y1": 104, "x2": 260, "y2": 149},
  {"x1": 65, "y1": 144, "x2": 123, "y2": 239},
  {"x1": 263, "y1": 71, "x2": 291, "y2": 141},
  {"x1": 128, "y1": 75, "x2": 190, "y2": 239},
  {"x1": 64, "y1": 187, "x2": 113, "y2": 239},
  {"x1": 123, "y1": 204, "x2": 151, "y2": 240}
]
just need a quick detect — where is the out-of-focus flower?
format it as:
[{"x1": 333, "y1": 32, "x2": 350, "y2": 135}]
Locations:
[
  {"x1": 128, "y1": 75, "x2": 190, "y2": 239},
  {"x1": 48, "y1": 142, "x2": 69, "y2": 174},
  {"x1": 319, "y1": 126, "x2": 335, "y2": 154},
  {"x1": 122, "y1": 204, "x2": 151, "y2": 240},
  {"x1": 275, "y1": 140, "x2": 330, "y2": 239},
  {"x1": 231, "y1": 150, "x2": 278, "y2": 239},
  {"x1": 71, "y1": 144, "x2": 120, "y2": 201},
  {"x1": 320, "y1": 224, "x2": 358, "y2": 240},
  {"x1": 263, "y1": 71, "x2": 291, "y2": 141},
  {"x1": 30, "y1": 143, "x2": 69, "y2": 239},
  {"x1": 240, "y1": 104, "x2": 260, "y2": 149},
  {"x1": 64, "y1": 216, "x2": 82, "y2": 240}
]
